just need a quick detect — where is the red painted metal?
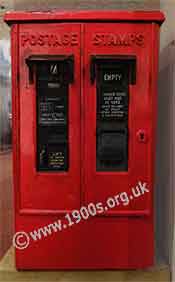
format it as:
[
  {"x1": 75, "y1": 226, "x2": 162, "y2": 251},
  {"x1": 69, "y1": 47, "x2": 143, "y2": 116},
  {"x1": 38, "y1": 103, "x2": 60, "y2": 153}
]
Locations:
[
  {"x1": 18, "y1": 23, "x2": 81, "y2": 211},
  {"x1": 4, "y1": 10, "x2": 165, "y2": 24},
  {"x1": 5, "y1": 11, "x2": 164, "y2": 270}
]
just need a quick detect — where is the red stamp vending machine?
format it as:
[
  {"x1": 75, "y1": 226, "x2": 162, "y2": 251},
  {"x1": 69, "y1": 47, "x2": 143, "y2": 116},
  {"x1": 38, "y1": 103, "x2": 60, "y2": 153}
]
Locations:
[{"x1": 4, "y1": 11, "x2": 164, "y2": 269}]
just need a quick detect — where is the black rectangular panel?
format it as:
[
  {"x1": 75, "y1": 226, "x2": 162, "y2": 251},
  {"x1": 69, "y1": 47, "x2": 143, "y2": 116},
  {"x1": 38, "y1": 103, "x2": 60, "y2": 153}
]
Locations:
[
  {"x1": 36, "y1": 62, "x2": 68, "y2": 171},
  {"x1": 96, "y1": 63, "x2": 129, "y2": 171}
]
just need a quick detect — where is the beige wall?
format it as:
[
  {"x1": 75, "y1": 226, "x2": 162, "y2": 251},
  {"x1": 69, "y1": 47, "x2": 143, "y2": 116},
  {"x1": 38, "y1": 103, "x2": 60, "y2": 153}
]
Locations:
[
  {"x1": 159, "y1": 1, "x2": 175, "y2": 280},
  {"x1": 160, "y1": 0, "x2": 175, "y2": 51},
  {"x1": 0, "y1": 12, "x2": 12, "y2": 258},
  {"x1": 1, "y1": 0, "x2": 160, "y2": 11},
  {"x1": 0, "y1": 2, "x2": 13, "y2": 260}
]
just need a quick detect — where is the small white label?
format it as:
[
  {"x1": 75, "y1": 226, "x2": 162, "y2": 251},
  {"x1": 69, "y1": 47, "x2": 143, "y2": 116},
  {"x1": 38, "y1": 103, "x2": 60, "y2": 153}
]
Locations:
[
  {"x1": 50, "y1": 64, "x2": 58, "y2": 75},
  {"x1": 104, "y1": 73, "x2": 122, "y2": 81}
]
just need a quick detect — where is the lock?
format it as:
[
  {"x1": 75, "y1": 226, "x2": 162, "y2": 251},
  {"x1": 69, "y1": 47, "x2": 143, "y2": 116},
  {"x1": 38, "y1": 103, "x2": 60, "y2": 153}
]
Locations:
[{"x1": 137, "y1": 129, "x2": 148, "y2": 143}]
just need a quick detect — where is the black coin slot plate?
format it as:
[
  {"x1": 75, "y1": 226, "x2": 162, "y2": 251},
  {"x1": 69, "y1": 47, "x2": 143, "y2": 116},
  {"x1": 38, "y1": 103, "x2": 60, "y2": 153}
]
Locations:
[
  {"x1": 36, "y1": 61, "x2": 70, "y2": 172},
  {"x1": 94, "y1": 56, "x2": 136, "y2": 172}
]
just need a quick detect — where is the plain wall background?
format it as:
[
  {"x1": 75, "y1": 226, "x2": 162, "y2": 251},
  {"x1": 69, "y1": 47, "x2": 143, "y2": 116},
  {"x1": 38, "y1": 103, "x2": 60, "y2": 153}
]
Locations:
[
  {"x1": 0, "y1": 6, "x2": 12, "y2": 258},
  {"x1": 159, "y1": 1, "x2": 175, "y2": 280}
]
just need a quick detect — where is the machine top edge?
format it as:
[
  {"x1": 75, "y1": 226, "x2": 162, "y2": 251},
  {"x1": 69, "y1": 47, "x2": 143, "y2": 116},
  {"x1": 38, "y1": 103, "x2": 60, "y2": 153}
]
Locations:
[{"x1": 4, "y1": 10, "x2": 165, "y2": 25}]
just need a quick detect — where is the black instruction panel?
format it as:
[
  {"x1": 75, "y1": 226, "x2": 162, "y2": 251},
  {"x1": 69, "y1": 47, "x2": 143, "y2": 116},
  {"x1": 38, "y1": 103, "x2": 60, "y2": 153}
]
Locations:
[
  {"x1": 35, "y1": 59, "x2": 73, "y2": 171},
  {"x1": 91, "y1": 56, "x2": 136, "y2": 172}
]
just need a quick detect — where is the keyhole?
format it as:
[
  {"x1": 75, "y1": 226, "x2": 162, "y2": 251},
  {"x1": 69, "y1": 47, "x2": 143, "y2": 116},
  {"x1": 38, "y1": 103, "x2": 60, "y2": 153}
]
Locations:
[
  {"x1": 140, "y1": 132, "x2": 145, "y2": 141},
  {"x1": 137, "y1": 130, "x2": 147, "y2": 143}
]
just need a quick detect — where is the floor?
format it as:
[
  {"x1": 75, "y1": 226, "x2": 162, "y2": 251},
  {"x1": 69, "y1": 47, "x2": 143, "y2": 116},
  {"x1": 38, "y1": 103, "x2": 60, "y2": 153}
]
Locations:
[{"x1": 0, "y1": 247, "x2": 171, "y2": 282}]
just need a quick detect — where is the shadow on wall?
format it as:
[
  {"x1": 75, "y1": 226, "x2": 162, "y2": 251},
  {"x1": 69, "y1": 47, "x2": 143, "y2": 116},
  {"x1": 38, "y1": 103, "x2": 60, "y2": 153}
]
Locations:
[
  {"x1": 0, "y1": 38, "x2": 13, "y2": 259},
  {"x1": 155, "y1": 41, "x2": 175, "y2": 266}
]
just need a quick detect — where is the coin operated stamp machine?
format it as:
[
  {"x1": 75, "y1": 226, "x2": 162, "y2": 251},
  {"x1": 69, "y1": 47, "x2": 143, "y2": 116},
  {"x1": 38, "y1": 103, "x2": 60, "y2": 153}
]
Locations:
[{"x1": 4, "y1": 11, "x2": 164, "y2": 270}]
